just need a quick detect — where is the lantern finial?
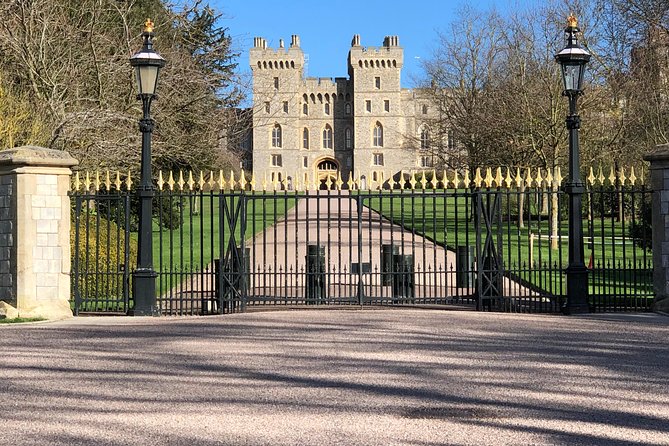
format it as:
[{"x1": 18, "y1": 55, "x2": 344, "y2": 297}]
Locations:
[{"x1": 144, "y1": 19, "x2": 154, "y2": 34}]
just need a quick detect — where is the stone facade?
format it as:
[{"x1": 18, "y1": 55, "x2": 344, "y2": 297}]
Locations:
[
  {"x1": 645, "y1": 145, "x2": 669, "y2": 313},
  {"x1": 0, "y1": 146, "x2": 77, "y2": 319},
  {"x1": 249, "y1": 34, "x2": 438, "y2": 188}
]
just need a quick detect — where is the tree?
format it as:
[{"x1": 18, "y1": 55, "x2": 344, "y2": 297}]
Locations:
[{"x1": 0, "y1": 0, "x2": 244, "y2": 175}]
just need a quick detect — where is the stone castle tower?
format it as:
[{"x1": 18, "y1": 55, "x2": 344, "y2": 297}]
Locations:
[{"x1": 249, "y1": 34, "x2": 435, "y2": 188}]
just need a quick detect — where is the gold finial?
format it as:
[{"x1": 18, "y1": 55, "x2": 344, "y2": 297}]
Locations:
[
  {"x1": 567, "y1": 14, "x2": 578, "y2": 29},
  {"x1": 144, "y1": 19, "x2": 154, "y2": 33}
]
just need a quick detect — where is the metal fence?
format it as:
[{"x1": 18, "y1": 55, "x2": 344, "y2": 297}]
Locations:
[{"x1": 70, "y1": 167, "x2": 653, "y2": 315}]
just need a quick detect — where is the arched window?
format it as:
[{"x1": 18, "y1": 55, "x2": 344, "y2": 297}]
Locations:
[
  {"x1": 345, "y1": 103, "x2": 351, "y2": 115},
  {"x1": 324, "y1": 102, "x2": 330, "y2": 115},
  {"x1": 420, "y1": 127, "x2": 430, "y2": 150},
  {"x1": 303, "y1": 128, "x2": 309, "y2": 149},
  {"x1": 272, "y1": 124, "x2": 282, "y2": 148},
  {"x1": 303, "y1": 103, "x2": 308, "y2": 115},
  {"x1": 345, "y1": 128, "x2": 352, "y2": 149},
  {"x1": 373, "y1": 122, "x2": 383, "y2": 147},
  {"x1": 323, "y1": 125, "x2": 333, "y2": 149},
  {"x1": 317, "y1": 159, "x2": 337, "y2": 170}
]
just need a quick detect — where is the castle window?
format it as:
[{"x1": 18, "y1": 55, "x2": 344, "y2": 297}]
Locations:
[
  {"x1": 373, "y1": 171, "x2": 378, "y2": 182},
  {"x1": 271, "y1": 154, "x2": 282, "y2": 167},
  {"x1": 373, "y1": 153, "x2": 384, "y2": 166},
  {"x1": 448, "y1": 130, "x2": 455, "y2": 150},
  {"x1": 324, "y1": 103, "x2": 330, "y2": 115},
  {"x1": 265, "y1": 102, "x2": 270, "y2": 113},
  {"x1": 272, "y1": 124, "x2": 282, "y2": 148},
  {"x1": 345, "y1": 128, "x2": 352, "y2": 149},
  {"x1": 274, "y1": 77, "x2": 279, "y2": 90},
  {"x1": 373, "y1": 122, "x2": 383, "y2": 147},
  {"x1": 384, "y1": 100, "x2": 390, "y2": 112},
  {"x1": 420, "y1": 127, "x2": 430, "y2": 150},
  {"x1": 345, "y1": 103, "x2": 351, "y2": 115},
  {"x1": 375, "y1": 77, "x2": 381, "y2": 89},
  {"x1": 422, "y1": 104, "x2": 428, "y2": 114},
  {"x1": 323, "y1": 125, "x2": 333, "y2": 149},
  {"x1": 303, "y1": 156, "x2": 308, "y2": 168},
  {"x1": 365, "y1": 100, "x2": 371, "y2": 112},
  {"x1": 303, "y1": 103, "x2": 308, "y2": 115},
  {"x1": 420, "y1": 156, "x2": 433, "y2": 168},
  {"x1": 303, "y1": 128, "x2": 309, "y2": 149},
  {"x1": 283, "y1": 101, "x2": 288, "y2": 113}
]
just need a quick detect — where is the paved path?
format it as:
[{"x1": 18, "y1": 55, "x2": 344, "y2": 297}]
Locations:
[
  {"x1": 1, "y1": 310, "x2": 668, "y2": 445},
  {"x1": 240, "y1": 192, "x2": 529, "y2": 300}
]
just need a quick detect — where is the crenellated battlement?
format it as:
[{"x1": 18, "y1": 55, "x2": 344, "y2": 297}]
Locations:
[
  {"x1": 250, "y1": 35, "x2": 305, "y2": 71},
  {"x1": 348, "y1": 35, "x2": 403, "y2": 69},
  {"x1": 304, "y1": 77, "x2": 337, "y2": 89}
]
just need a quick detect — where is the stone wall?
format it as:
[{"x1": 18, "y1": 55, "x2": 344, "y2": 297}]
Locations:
[
  {"x1": 0, "y1": 146, "x2": 77, "y2": 319},
  {"x1": 645, "y1": 145, "x2": 669, "y2": 313}
]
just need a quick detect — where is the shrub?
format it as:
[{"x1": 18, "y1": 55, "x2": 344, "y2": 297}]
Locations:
[{"x1": 70, "y1": 213, "x2": 138, "y2": 308}]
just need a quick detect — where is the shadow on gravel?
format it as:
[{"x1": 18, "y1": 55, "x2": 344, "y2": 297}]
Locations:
[{"x1": 1, "y1": 311, "x2": 668, "y2": 445}]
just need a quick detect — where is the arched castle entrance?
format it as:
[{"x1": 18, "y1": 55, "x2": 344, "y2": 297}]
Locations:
[{"x1": 316, "y1": 158, "x2": 338, "y2": 189}]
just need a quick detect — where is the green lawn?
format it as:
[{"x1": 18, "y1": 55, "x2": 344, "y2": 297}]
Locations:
[
  {"x1": 152, "y1": 192, "x2": 297, "y2": 276},
  {"x1": 362, "y1": 189, "x2": 652, "y2": 300},
  {"x1": 0, "y1": 317, "x2": 46, "y2": 324}
]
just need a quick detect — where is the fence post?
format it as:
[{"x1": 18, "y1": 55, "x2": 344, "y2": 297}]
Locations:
[
  {"x1": 0, "y1": 146, "x2": 78, "y2": 320},
  {"x1": 644, "y1": 145, "x2": 669, "y2": 313}
]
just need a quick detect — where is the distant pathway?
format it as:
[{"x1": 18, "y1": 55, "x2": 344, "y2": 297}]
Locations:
[{"x1": 243, "y1": 191, "x2": 528, "y2": 300}]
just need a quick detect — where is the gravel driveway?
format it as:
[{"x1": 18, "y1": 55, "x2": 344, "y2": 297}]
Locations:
[{"x1": 1, "y1": 310, "x2": 668, "y2": 445}]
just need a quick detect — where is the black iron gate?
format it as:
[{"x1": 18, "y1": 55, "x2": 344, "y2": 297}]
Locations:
[{"x1": 70, "y1": 168, "x2": 654, "y2": 315}]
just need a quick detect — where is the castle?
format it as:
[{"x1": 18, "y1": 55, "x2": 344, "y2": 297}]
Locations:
[{"x1": 249, "y1": 34, "x2": 441, "y2": 188}]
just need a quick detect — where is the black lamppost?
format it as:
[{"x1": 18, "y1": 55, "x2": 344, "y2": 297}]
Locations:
[
  {"x1": 129, "y1": 19, "x2": 165, "y2": 315},
  {"x1": 555, "y1": 15, "x2": 591, "y2": 314}
]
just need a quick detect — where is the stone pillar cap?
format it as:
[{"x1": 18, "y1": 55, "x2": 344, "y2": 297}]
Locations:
[
  {"x1": 644, "y1": 144, "x2": 669, "y2": 163},
  {"x1": 0, "y1": 146, "x2": 78, "y2": 168}
]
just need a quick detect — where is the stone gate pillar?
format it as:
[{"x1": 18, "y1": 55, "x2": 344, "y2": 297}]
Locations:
[
  {"x1": 0, "y1": 146, "x2": 78, "y2": 319},
  {"x1": 645, "y1": 145, "x2": 669, "y2": 313}
]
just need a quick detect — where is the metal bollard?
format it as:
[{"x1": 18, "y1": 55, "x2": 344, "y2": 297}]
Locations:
[
  {"x1": 306, "y1": 244, "x2": 326, "y2": 304},
  {"x1": 392, "y1": 254, "x2": 414, "y2": 302},
  {"x1": 456, "y1": 245, "x2": 475, "y2": 288},
  {"x1": 381, "y1": 244, "x2": 399, "y2": 286}
]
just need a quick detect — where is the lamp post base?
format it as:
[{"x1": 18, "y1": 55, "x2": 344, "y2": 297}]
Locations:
[
  {"x1": 130, "y1": 268, "x2": 158, "y2": 316},
  {"x1": 563, "y1": 266, "x2": 590, "y2": 315},
  {"x1": 562, "y1": 301, "x2": 590, "y2": 315}
]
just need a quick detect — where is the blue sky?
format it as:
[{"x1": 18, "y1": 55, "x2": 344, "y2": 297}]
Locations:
[{"x1": 211, "y1": 0, "x2": 539, "y2": 88}]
